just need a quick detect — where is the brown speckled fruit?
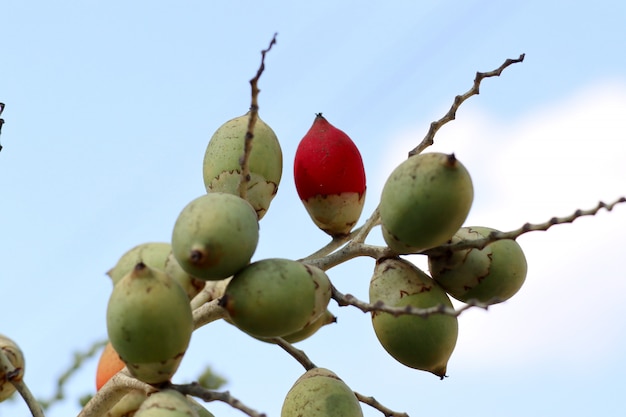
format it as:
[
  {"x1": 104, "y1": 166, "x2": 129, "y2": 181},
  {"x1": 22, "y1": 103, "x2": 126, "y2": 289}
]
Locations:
[
  {"x1": 428, "y1": 226, "x2": 528, "y2": 304},
  {"x1": 380, "y1": 152, "x2": 473, "y2": 253},
  {"x1": 369, "y1": 257, "x2": 458, "y2": 378},
  {"x1": 106, "y1": 263, "x2": 193, "y2": 384},
  {"x1": 281, "y1": 368, "x2": 363, "y2": 417},
  {"x1": 203, "y1": 112, "x2": 283, "y2": 220},
  {"x1": 220, "y1": 259, "x2": 330, "y2": 338}
]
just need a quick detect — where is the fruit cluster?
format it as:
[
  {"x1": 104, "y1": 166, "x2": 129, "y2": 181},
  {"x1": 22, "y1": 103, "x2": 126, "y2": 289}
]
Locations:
[{"x1": 90, "y1": 108, "x2": 528, "y2": 416}]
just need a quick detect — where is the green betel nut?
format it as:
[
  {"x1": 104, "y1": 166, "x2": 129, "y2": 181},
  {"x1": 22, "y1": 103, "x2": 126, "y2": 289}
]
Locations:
[
  {"x1": 281, "y1": 368, "x2": 363, "y2": 417},
  {"x1": 106, "y1": 263, "x2": 193, "y2": 384},
  {"x1": 171, "y1": 192, "x2": 259, "y2": 281},
  {"x1": 203, "y1": 112, "x2": 283, "y2": 220},
  {"x1": 220, "y1": 258, "x2": 328, "y2": 338},
  {"x1": 369, "y1": 258, "x2": 458, "y2": 378},
  {"x1": 429, "y1": 226, "x2": 528, "y2": 304},
  {"x1": 380, "y1": 152, "x2": 473, "y2": 253}
]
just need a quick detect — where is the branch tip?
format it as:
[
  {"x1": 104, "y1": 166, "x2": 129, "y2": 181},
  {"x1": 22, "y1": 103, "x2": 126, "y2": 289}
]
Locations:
[{"x1": 408, "y1": 54, "x2": 525, "y2": 157}]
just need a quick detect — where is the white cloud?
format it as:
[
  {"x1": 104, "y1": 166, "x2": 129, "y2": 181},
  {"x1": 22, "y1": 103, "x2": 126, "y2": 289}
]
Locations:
[{"x1": 379, "y1": 80, "x2": 626, "y2": 373}]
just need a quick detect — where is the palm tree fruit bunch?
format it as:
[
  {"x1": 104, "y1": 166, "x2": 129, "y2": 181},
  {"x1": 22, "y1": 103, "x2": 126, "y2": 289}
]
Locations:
[
  {"x1": 428, "y1": 226, "x2": 528, "y2": 304},
  {"x1": 281, "y1": 368, "x2": 363, "y2": 417},
  {"x1": 380, "y1": 152, "x2": 473, "y2": 253},
  {"x1": 294, "y1": 114, "x2": 366, "y2": 236},
  {"x1": 220, "y1": 258, "x2": 332, "y2": 338},
  {"x1": 203, "y1": 112, "x2": 283, "y2": 220},
  {"x1": 369, "y1": 257, "x2": 458, "y2": 378},
  {"x1": 106, "y1": 263, "x2": 194, "y2": 384}
]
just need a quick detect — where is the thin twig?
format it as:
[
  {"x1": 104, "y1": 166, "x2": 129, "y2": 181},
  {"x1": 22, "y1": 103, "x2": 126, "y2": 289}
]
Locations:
[
  {"x1": 351, "y1": 206, "x2": 381, "y2": 244},
  {"x1": 239, "y1": 33, "x2": 278, "y2": 200},
  {"x1": 269, "y1": 337, "x2": 317, "y2": 370},
  {"x1": 299, "y1": 208, "x2": 383, "y2": 263},
  {"x1": 306, "y1": 197, "x2": 626, "y2": 274},
  {"x1": 299, "y1": 230, "x2": 358, "y2": 262},
  {"x1": 172, "y1": 382, "x2": 266, "y2": 417},
  {"x1": 303, "y1": 242, "x2": 390, "y2": 271},
  {"x1": 425, "y1": 196, "x2": 626, "y2": 256},
  {"x1": 408, "y1": 53, "x2": 525, "y2": 157},
  {"x1": 355, "y1": 392, "x2": 410, "y2": 417},
  {"x1": 332, "y1": 285, "x2": 490, "y2": 318}
]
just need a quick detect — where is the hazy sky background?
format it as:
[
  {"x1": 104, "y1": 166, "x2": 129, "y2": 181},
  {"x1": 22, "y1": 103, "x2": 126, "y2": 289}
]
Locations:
[{"x1": 2, "y1": 1, "x2": 625, "y2": 417}]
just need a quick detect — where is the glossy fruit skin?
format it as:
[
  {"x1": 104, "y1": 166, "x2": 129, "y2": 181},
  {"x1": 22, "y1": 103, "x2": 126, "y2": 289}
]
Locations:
[
  {"x1": 106, "y1": 263, "x2": 193, "y2": 384},
  {"x1": 0, "y1": 334, "x2": 25, "y2": 402},
  {"x1": 428, "y1": 226, "x2": 528, "y2": 304},
  {"x1": 281, "y1": 368, "x2": 363, "y2": 417},
  {"x1": 95, "y1": 342, "x2": 125, "y2": 391},
  {"x1": 369, "y1": 258, "x2": 458, "y2": 378},
  {"x1": 171, "y1": 193, "x2": 259, "y2": 281},
  {"x1": 107, "y1": 242, "x2": 172, "y2": 286},
  {"x1": 294, "y1": 114, "x2": 366, "y2": 236},
  {"x1": 203, "y1": 112, "x2": 283, "y2": 220},
  {"x1": 380, "y1": 152, "x2": 473, "y2": 253},
  {"x1": 220, "y1": 259, "x2": 330, "y2": 338},
  {"x1": 135, "y1": 389, "x2": 199, "y2": 417}
]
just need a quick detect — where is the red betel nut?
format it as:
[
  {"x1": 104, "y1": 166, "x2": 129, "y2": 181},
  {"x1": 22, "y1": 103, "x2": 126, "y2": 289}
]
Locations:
[{"x1": 294, "y1": 114, "x2": 366, "y2": 236}]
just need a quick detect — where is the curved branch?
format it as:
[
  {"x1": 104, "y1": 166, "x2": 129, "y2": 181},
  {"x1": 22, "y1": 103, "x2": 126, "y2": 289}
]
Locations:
[
  {"x1": 425, "y1": 196, "x2": 626, "y2": 256},
  {"x1": 355, "y1": 392, "x2": 410, "y2": 417},
  {"x1": 303, "y1": 242, "x2": 391, "y2": 271},
  {"x1": 172, "y1": 382, "x2": 266, "y2": 417},
  {"x1": 269, "y1": 337, "x2": 317, "y2": 371},
  {"x1": 332, "y1": 285, "x2": 490, "y2": 318},
  {"x1": 239, "y1": 33, "x2": 278, "y2": 199},
  {"x1": 408, "y1": 53, "x2": 525, "y2": 157}
]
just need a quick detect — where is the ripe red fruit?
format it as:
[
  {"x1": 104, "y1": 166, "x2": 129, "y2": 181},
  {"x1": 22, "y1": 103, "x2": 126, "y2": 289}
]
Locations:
[{"x1": 294, "y1": 114, "x2": 366, "y2": 236}]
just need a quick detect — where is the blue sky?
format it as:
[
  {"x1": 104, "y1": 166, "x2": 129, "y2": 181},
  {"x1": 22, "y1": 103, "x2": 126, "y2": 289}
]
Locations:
[{"x1": 2, "y1": 1, "x2": 626, "y2": 416}]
